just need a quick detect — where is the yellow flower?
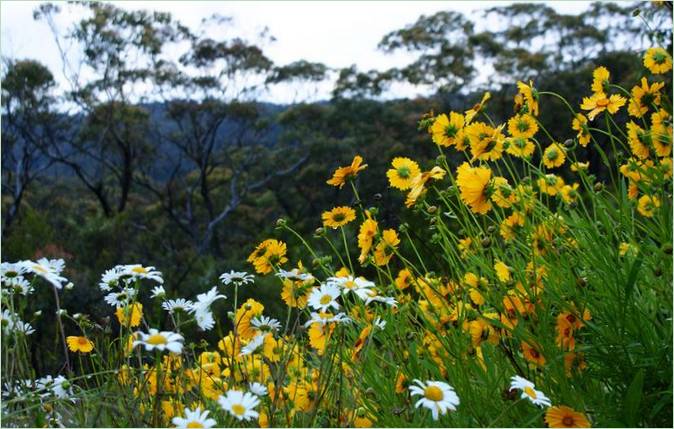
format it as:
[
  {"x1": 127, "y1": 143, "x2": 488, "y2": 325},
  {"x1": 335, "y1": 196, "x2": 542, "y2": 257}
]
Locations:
[
  {"x1": 543, "y1": 143, "x2": 566, "y2": 169},
  {"x1": 456, "y1": 162, "x2": 492, "y2": 214},
  {"x1": 395, "y1": 268, "x2": 413, "y2": 290},
  {"x1": 386, "y1": 157, "x2": 421, "y2": 190},
  {"x1": 643, "y1": 47, "x2": 672, "y2": 74},
  {"x1": 322, "y1": 206, "x2": 356, "y2": 229},
  {"x1": 404, "y1": 166, "x2": 446, "y2": 207},
  {"x1": 590, "y1": 66, "x2": 610, "y2": 95},
  {"x1": 545, "y1": 406, "x2": 591, "y2": 428},
  {"x1": 431, "y1": 112, "x2": 465, "y2": 147},
  {"x1": 66, "y1": 336, "x2": 94, "y2": 353},
  {"x1": 516, "y1": 80, "x2": 539, "y2": 116},
  {"x1": 500, "y1": 212, "x2": 525, "y2": 241},
  {"x1": 116, "y1": 303, "x2": 143, "y2": 328},
  {"x1": 628, "y1": 77, "x2": 664, "y2": 118},
  {"x1": 465, "y1": 92, "x2": 491, "y2": 123},
  {"x1": 619, "y1": 242, "x2": 639, "y2": 257},
  {"x1": 505, "y1": 137, "x2": 535, "y2": 158},
  {"x1": 637, "y1": 195, "x2": 660, "y2": 217},
  {"x1": 538, "y1": 174, "x2": 565, "y2": 196},
  {"x1": 571, "y1": 113, "x2": 591, "y2": 147},
  {"x1": 580, "y1": 93, "x2": 626, "y2": 121},
  {"x1": 374, "y1": 229, "x2": 400, "y2": 266},
  {"x1": 357, "y1": 213, "x2": 378, "y2": 264},
  {"x1": 327, "y1": 155, "x2": 367, "y2": 188},
  {"x1": 507, "y1": 113, "x2": 538, "y2": 139},
  {"x1": 466, "y1": 122, "x2": 505, "y2": 161},
  {"x1": 560, "y1": 183, "x2": 580, "y2": 204},
  {"x1": 490, "y1": 176, "x2": 517, "y2": 208},
  {"x1": 521, "y1": 341, "x2": 546, "y2": 367},
  {"x1": 570, "y1": 161, "x2": 589, "y2": 172},
  {"x1": 263, "y1": 335, "x2": 284, "y2": 362},
  {"x1": 308, "y1": 322, "x2": 333, "y2": 355},
  {"x1": 626, "y1": 121, "x2": 651, "y2": 159},
  {"x1": 494, "y1": 261, "x2": 511, "y2": 283},
  {"x1": 281, "y1": 278, "x2": 311, "y2": 309},
  {"x1": 249, "y1": 239, "x2": 288, "y2": 274},
  {"x1": 235, "y1": 299, "x2": 265, "y2": 340}
]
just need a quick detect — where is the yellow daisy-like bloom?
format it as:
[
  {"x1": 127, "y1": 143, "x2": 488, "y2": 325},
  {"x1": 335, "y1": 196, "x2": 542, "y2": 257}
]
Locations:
[
  {"x1": 395, "y1": 268, "x2": 413, "y2": 290},
  {"x1": 505, "y1": 137, "x2": 535, "y2": 158},
  {"x1": 357, "y1": 213, "x2": 378, "y2": 264},
  {"x1": 516, "y1": 80, "x2": 539, "y2": 116},
  {"x1": 543, "y1": 143, "x2": 566, "y2": 169},
  {"x1": 465, "y1": 92, "x2": 491, "y2": 123},
  {"x1": 538, "y1": 174, "x2": 565, "y2": 196},
  {"x1": 405, "y1": 166, "x2": 446, "y2": 208},
  {"x1": 456, "y1": 162, "x2": 492, "y2": 214},
  {"x1": 500, "y1": 212, "x2": 525, "y2": 241},
  {"x1": 453, "y1": 128, "x2": 471, "y2": 151},
  {"x1": 490, "y1": 176, "x2": 517, "y2": 208},
  {"x1": 590, "y1": 66, "x2": 610, "y2": 95},
  {"x1": 494, "y1": 261, "x2": 511, "y2": 283},
  {"x1": 580, "y1": 92, "x2": 626, "y2": 121},
  {"x1": 637, "y1": 195, "x2": 660, "y2": 217},
  {"x1": 431, "y1": 112, "x2": 465, "y2": 147},
  {"x1": 116, "y1": 303, "x2": 143, "y2": 328},
  {"x1": 250, "y1": 239, "x2": 288, "y2": 275},
  {"x1": 643, "y1": 47, "x2": 673, "y2": 74},
  {"x1": 507, "y1": 113, "x2": 538, "y2": 139},
  {"x1": 374, "y1": 229, "x2": 400, "y2": 266},
  {"x1": 560, "y1": 183, "x2": 580, "y2": 204},
  {"x1": 521, "y1": 341, "x2": 546, "y2": 367},
  {"x1": 281, "y1": 278, "x2": 312, "y2": 309},
  {"x1": 466, "y1": 122, "x2": 505, "y2": 161},
  {"x1": 571, "y1": 113, "x2": 591, "y2": 147},
  {"x1": 263, "y1": 335, "x2": 284, "y2": 363},
  {"x1": 652, "y1": 123, "x2": 672, "y2": 158},
  {"x1": 326, "y1": 155, "x2": 367, "y2": 188},
  {"x1": 234, "y1": 298, "x2": 265, "y2": 340},
  {"x1": 628, "y1": 77, "x2": 664, "y2": 118},
  {"x1": 66, "y1": 336, "x2": 94, "y2": 353},
  {"x1": 570, "y1": 161, "x2": 590, "y2": 172},
  {"x1": 386, "y1": 157, "x2": 421, "y2": 190},
  {"x1": 545, "y1": 406, "x2": 591, "y2": 428},
  {"x1": 626, "y1": 121, "x2": 651, "y2": 159},
  {"x1": 308, "y1": 322, "x2": 334, "y2": 356},
  {"x1": 322, "y1": 206, "x2": 356, "y2": 229}
]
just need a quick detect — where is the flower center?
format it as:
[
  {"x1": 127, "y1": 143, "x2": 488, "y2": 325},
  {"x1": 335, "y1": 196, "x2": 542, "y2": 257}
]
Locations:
[
  {"x1": 444, "y1": 124, "x2": 458, "y2": 138},
  {"x1": 397, "y1": 166, "x2": 411, "y2": 178},
  {"x1": 524, "y1": 386, "x2": 537, "y2": 399},
  {"x1": 320, "y1": 294, "x2": 332, "y2": 305},
  {"x1": 424, "y1": 385, "x2": 444, "y2": 401},
  {"x1": 653, "y1": 51, "x2": 666, "y2": 64},
  {"x1": 78, "y1": 337, "x2": 89, "y2": 346},
  {"x1": 232, "y1": 403, "x2": 246, "y2": 416},
  {"x1": 547, "y1": 148, "x2": 558, "y2": 160},
  {"x1": 596, "y1": 97, "x2": 610, "y2": 107},
  {"x1": 147, "y1": 334, "x2": 167, "y2": 345},
  {"x1": 517, "y1": 120, "x2": 529, "y2": 132},
  {"x1": 131, "y1": 266, "x2": 148, "y2": 274},
  {"x1": 562, "y1": 416, "x2": 575, "y2": 426},
  {"x1": 187, "y1": 422, "x2": 204, "y2": 428},
  {"x1": 32, "y1": 264, "x2": 48, "y2": 273},
  {"x1": 333, "y1": 213, "x2": 345, "y2": 222},
  {"x1": 344, "y1": 280, "x2": 356, "y2": 289}
]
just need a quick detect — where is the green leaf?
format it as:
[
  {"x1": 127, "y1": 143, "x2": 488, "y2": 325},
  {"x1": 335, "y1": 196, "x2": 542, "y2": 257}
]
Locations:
[{"x1": 624, "y1": 369, "x2": 645, "y2": 426}]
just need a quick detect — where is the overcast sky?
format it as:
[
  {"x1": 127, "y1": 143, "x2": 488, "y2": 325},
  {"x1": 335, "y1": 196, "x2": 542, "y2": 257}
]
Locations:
[{"x1": 1, "y1": 1, "x2": 590, "y2": 102}]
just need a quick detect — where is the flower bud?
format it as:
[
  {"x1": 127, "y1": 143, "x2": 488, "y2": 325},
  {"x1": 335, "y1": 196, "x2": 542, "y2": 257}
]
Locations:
[
  {"x1": 563, "y1": 139, "x2": 574, "y2": 148},
  {"x1": 373, "y1": 193, "x2": 383, "y2": 201},
  {"x1": 593, "y1": 182, "x2": 604, "y2": 192},
  {"x1": 65, "y1": 282, "x2": 74, "y2": 290},
  {"x1": 487, "y1": 225, "x2": 496, "y2": 234},
  {"x1": 427, "y1": 205, "x2": 437, "y2": 214},
  {"x1": 33, "y1": 310, "x2": 42, "y2": 317},
  {"x1": 276, "y1": 218, "x2": 287, "y2": 227},
  {"x1": 481, "y1": 237, "x2": 492, "y2": 248},
  {"x1": 56, "y1": 309, "x2": 67, "y2": 316}
]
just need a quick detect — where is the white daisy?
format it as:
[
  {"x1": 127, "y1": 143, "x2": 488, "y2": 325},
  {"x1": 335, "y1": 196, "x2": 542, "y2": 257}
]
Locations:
[
  {"x1": 219, "y1": 270, "x2": 255, "y2": 286},
  {"x1": 239, "y1": 334, "x2": 266, "y2": 357},
  {"x1": 171, "y1": 407, "x2": 217, "y2": 428},
  {"x1": 103, "y1": 287, "x2": 138, "y2": 307},
  {"x1": 276, "y1": 268, "x2": 314, "y2": 283},
  {"x1": 0, "y1": 262, "x2": 28, "y2": 280},
  {"x1": 218, "y1": 390, "x2": 260, "y2": 421},
  {"x1": 120, "y1": 264, "x2": 163, "y2": 284},
  {"x1": 303, "y1": 312, "x2": 352, "y2": 327},
  {"x1": 150, "y1": 286, "x2": 166, "y2": 298},
  {"x1": 409, "y1": 379, "x2": 460, "y2": 420},
  {"x1": 98, "y1": 266, "x2": 125, "y2": 291},
  {"x1": 509, "y1": 375, "x2": 551, "y2": 407},
  {"x1": 21, "y1": 258, "x2": 67, "y2": 289},
  {"x1": 327, "y1": 275, "x2": 375, "y2": 299},
  {"x1": 249, "y1": 382, "x2": 268, "y2": 397},
  {"x1": 250, "y1": 315, "x2": 282, "y2": 333},
  {"x1": 373, "y1": 317, "x2": 386, "y2": 330},
  {"x1": 1, "y1": 310, "x2": 35, "y2": 336},
  {"x1": 133, "y1": 328, "x2": 184, "y2": 354},
  {"x1": 162, "y1": 298, "x2": 194, "y2": 313},
  {"x1": 36, "y1": 375, "x2": 73, "y2": 400},
  {"x1": 307, "y1": 283, "x2": 341, "y2": 312},
  {"x1": 364, "y1": 290, "x2": 398, "y2": 307},
  {"x1": 2, "y1": 276, "x2": 34, "y2": 296},
  {"x1": 191, "y1": 287, "x2": 226, "y2": 331}
]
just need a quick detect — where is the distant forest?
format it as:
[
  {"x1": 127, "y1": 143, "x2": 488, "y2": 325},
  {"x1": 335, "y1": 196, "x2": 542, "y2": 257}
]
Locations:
[{"x1": 2, "y1": 1, "x2": 671, "y2": 372}]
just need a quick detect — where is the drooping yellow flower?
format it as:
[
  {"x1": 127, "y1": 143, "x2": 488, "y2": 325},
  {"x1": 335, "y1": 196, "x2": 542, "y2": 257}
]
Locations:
[
  {"x1": 545, "y1": 406, "x2": 591, "y2": 428},
  {"x1": 580, "y1": 93, "x2": 626, "y2": 121},
  {"x1": 543, "y1": 142, "x2": 566, "y2": 169},
  {"x1": 465, "y1": 92, "x2": 491, "y2": 123},
  {"x1": 571, "y1": 113, "x2": 591, "y2": 147},
  {"x1": 626, "y1": 121, "x2": 651, "y2": 159},
  {"x1": 643, "y1": 47, "x2": 673, "y2": 74},
  {"x1": 507, "y1": 113, "x2": 538, "y2": 139},
  {"x1": 263, "y1": 335, "x2": 283, "y2": 362},
  {"x1": 456, "y1": 162, "x2": 492, "y2": 214},
  {"x1": 405, "y1": 166, "x2": 446, "y2": 207},
  {"x1": 66, "y1": 336, "x2": 94, "y2": 353},
  {"x1": 500, "y1": 212, "x2": 525, "y2": 241},
  {"x1": 374, "y1": 229, "x2": 400, "y2": 266},
  {"x1": 560, "y1": 183, "x2": 580, "y2": 204},
  {"x1": 386, "y1": 157, "x2": 421, "y2": 190},
  {"x1": 490, "y1": 176, "x2": 517, "y2": 208},
  {"x1": 637, "y1": 195, "x2": 660, "y2": 217},
  {"x1": 357, "y1": 213, "x2": 378, "y2": 264},
  {"x1": 628, "y1": 77, "x2": 664, "y2": 118},
  {"x1": 570, "y1": 161, "x2": 590, "y2": 172},
  {"x1": 538, "y1": 174, "x2": 565, "y2": 196},
  {"x1": 494, "y1": 261, "x2": 511, "y2": 283},
  {"x1": 249, "y1": 239, "x2": 288, "y2": 275},
  {"x1": 650, "y1": 110, "x2": 672, "y2": 157},
  {"x1": 466, "y1": 122, "x2": 505, "y2": 161},
  {"x1": 505, "y1": 137, "x2": 535, "y2": 158},
  {"x1": 327, "y1": 155, "x2": 367, "y2": 188},
  {"x1": 395, "y1": 268, "x2": 413, "y2": 290},
  {"x1": 516, "y1": 81, "x2": 539, "y2": 116},
  {"x1": 431, "y1": 112, "x2": 465, "y2": 147},
  {"x1": 281, "y1": 278, "x2": 312, "y2": 309},
  {"x1": 590, "y1": 66, "x2": 610, "y2": 95},
  {"x1": 322, "y1": 206, "x2": 356, "y2": 229},
  {"x1": 116, "y1": 303, "x2": 143, "y2": 328},
  {"x1": 308, "y1": 322, "x2": 334, "y2": 355},
  {"x1": 234, "y1": 298, "x2": 265, "y2": 340}
]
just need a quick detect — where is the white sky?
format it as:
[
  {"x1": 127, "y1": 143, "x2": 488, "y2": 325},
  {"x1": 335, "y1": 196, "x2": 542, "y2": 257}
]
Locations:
[{"x1": 1, "y1": 1, "x2": 591, "y2": 103}]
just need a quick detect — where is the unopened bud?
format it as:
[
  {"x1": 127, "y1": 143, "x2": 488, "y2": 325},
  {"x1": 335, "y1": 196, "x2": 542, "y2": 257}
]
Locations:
[
  {"x1": 65, "y1": 282, "x2": 74, "y2": 290},
  {"x1": 373, "y1": 193, "x2": 383, "y2": 201},
  {"x1": 563, "y1": 139, "x2": 574, "y2": 148},
  {"x1": 73, "y1": 313, "x2": 82, "y2": 320},
  {"x1": 487, "y1": 225, "x2": 496, "y2": 234},
  {"x1": 276, "y1": 218, "x2": 287, "y2": 227},
  {"x1": 481, "y1": 237, "x2": 492, "y2": 248},
  {"x1": 593, "y1": 182, "x2": 603, "y2": 192},
  {"x1": 33, "y1": 310, "x2": 42, "y2": 317},
  {"x1": 427, "y1": 205, "x2": 437, "y2": 214},
  {"x1": 56, "y1": 309, "x2": 67, "y2": 316}
]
